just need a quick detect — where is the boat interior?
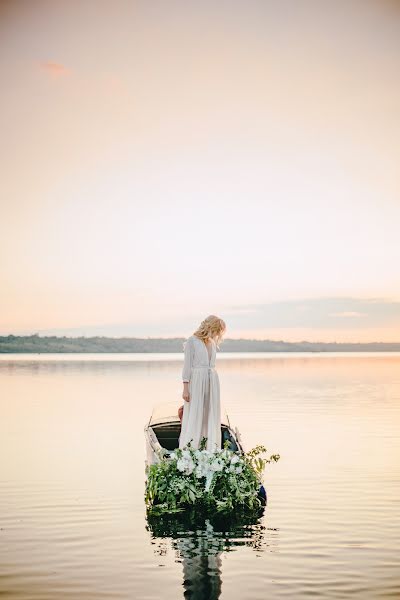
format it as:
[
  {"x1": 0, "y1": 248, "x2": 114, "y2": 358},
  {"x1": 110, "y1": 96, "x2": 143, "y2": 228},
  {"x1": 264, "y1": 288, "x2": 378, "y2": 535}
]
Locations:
[{"x1": 150, "y1": 422, "x2": 240, "y2": 453}]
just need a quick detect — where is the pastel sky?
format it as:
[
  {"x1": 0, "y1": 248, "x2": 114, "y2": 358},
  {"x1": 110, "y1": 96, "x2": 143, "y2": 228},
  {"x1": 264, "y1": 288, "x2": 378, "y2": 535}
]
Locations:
[{"x1": 1, "y1": 0, "x2": 399, "y2": 342}]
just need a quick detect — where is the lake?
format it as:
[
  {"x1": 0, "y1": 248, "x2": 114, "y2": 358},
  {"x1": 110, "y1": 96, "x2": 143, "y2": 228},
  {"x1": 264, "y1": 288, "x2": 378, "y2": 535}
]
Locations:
[{"x1": 0, "y1": 352, "x2": 399, "y2": 599}]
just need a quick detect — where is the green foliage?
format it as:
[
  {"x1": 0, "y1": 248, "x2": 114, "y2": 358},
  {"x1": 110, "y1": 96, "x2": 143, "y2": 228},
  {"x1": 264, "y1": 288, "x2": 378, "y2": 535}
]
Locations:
[
  {"x1": 2, "y1": 334, "x2": 396, "y2": 353},
  {"x1": 244, "y1": 444, "x2": 280, "y2": 478},
  {"x1": 145, "y1": 439, "x2": 280, "y2": 516}
]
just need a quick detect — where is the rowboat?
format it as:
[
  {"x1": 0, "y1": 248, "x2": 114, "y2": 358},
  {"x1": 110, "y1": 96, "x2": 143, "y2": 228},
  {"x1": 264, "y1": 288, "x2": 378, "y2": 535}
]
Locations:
[{"x1": 144, "y1": 400, "x2": 267, "y2": 505}]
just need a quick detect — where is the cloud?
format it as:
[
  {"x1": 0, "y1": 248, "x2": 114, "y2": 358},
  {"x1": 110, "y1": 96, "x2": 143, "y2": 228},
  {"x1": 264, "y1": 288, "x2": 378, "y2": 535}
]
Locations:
[
  {"x1": 224, "y1": 297, "x2": 400, "y2": 330},
  {"x1": 22, "y1": 297, "x2": 400, "y2": 339},
  {"x1": 39, "y1": 61, "x2": 70, "y2": 77},
  {"x1": 329, "y1": 311, "x2": 367, "y2": 318}
]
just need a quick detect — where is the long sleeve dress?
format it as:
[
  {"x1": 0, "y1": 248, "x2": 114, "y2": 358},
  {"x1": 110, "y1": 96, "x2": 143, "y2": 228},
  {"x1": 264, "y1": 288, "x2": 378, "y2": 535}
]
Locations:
[{"x1": 179, "y1": 334, "x2": 222, "y2": 452}]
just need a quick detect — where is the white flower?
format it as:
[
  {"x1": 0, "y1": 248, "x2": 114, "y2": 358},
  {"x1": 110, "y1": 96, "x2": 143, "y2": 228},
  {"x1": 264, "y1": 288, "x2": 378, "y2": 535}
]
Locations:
[
  {"x1": 205, "y1": 473, "x2": 214, "y2": 492},
  {"x1": 231, "y1": 454, "x2": 240, "y2": 465},
  {"x1": 235, "y1": 465, "x2": 243, "y2": 474},
  {"x1": 177, "y1": 456, "x2": 194, "y2": 475},
  {"x1": 210, "y1": 458, "x2": 223, "y2": 472}
]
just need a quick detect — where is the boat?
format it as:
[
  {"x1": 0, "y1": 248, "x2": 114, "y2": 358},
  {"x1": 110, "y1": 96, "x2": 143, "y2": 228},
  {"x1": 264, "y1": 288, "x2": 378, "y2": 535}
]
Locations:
[{"x1": 144, "y1": 400, "x2": 267, "y2": 505}]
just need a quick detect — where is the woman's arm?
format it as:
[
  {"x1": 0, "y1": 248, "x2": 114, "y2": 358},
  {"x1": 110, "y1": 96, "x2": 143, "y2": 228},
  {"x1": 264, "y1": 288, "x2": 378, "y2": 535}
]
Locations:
[{"x1": 182, "y1": 337, "x2": 193, "y2": 402}]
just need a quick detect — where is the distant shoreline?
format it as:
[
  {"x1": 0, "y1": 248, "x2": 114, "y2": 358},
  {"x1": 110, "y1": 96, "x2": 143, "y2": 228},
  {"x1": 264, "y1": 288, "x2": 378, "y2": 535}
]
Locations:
[{"x1": 1, "y1": 334, "x2": 400, "y2": 353}]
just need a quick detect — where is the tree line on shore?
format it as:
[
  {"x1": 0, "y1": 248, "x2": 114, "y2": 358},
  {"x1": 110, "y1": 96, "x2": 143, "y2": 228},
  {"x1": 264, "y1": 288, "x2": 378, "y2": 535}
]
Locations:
[{"x1": 1, "y1": 334, "x2": 399, "y2": 353}]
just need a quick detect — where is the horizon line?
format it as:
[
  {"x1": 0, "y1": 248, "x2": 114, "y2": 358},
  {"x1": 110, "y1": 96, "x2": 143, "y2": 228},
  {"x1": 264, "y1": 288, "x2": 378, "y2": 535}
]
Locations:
[{"x1": 1, "y1": 333, "x2": 400, "y2": 345}]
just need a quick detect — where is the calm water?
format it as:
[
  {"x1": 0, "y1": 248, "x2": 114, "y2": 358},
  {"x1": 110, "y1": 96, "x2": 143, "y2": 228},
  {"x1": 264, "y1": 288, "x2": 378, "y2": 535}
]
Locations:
[{"x1": 1, "y1": 352, "x2": 399, "y2": 599}]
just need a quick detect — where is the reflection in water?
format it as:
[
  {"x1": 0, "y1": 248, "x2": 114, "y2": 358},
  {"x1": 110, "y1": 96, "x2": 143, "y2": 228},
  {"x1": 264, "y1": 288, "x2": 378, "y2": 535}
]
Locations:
[
  {"x1": 146, "y1": 508, "x2": 276, "y2": 600},
  {"x1": 1, "y1": 353, "x2": 400, "y2": 598}
]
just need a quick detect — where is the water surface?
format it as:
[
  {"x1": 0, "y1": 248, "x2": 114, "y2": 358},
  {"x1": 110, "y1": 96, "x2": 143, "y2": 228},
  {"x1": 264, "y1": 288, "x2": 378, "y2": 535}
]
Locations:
[{"x1": 1, "y1": 352, "x2": 399, "y2": 599}]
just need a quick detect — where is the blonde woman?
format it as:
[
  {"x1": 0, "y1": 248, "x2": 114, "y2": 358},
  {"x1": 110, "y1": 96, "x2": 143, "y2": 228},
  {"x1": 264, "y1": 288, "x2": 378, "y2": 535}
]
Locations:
[{"x1": 179, "y1": 315, "x2": 226, "y2": 452}]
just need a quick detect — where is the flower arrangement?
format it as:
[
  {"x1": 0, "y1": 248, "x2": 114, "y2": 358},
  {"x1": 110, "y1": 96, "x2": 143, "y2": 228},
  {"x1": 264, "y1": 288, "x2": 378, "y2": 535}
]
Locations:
[{"x1": 145, "y1": 437, "x2": 280, "y2": 515}]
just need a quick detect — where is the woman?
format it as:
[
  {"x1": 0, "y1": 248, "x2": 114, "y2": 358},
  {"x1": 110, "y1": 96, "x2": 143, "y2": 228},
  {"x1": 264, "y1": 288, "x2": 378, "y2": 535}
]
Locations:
[{"x1": 179, "y1": 315, "x2": 226, "y2": 452}]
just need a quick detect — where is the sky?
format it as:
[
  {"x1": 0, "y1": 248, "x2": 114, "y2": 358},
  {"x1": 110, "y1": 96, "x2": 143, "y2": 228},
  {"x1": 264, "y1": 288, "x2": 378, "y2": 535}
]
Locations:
[{"x1": 0, "y1": 0, "x2": 399, "y2": 342}]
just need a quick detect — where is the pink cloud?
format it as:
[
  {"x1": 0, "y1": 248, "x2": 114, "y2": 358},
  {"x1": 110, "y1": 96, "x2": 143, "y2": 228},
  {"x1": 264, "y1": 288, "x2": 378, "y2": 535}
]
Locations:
[{"x1": 39, "y1": 61, "x2": 70, "y2": 77}]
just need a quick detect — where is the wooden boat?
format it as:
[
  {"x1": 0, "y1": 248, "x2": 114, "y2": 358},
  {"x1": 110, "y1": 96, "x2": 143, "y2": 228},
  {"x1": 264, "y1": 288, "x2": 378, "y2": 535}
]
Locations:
[{"x1": 144, "y1": 400, "x2": 267, "y2": 505}]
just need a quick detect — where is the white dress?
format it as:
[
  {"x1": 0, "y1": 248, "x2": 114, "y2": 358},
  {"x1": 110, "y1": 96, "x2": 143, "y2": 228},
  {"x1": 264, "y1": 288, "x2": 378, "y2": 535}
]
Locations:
[{"x1": 179, "y1": 335, "x2": 221, "y2": 452}]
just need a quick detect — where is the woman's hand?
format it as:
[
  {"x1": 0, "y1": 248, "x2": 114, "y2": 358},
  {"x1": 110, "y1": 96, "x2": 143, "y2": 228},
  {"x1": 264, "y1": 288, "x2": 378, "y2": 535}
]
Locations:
[{"x1": 182, "y1": 382, "x2": 190, "y2": 402}]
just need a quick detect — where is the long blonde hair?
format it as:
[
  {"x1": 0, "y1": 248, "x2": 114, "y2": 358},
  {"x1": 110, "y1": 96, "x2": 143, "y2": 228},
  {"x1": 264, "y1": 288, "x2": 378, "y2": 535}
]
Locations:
[{"x1": 193, "y1": 315, "x2": 226, "y2": 349}]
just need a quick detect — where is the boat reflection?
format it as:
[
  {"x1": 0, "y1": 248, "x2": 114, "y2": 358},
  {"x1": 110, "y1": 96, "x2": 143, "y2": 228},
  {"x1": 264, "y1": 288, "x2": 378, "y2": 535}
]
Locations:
[{"x1": 146, "y1": 508, "x2": 277, "y2": 600}]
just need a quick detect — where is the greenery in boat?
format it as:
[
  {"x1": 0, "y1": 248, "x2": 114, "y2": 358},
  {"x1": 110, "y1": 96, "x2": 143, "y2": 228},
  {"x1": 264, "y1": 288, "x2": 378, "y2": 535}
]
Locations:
[{"x1": 145, "y1": 437, "x2": 280, "y2": 515}]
